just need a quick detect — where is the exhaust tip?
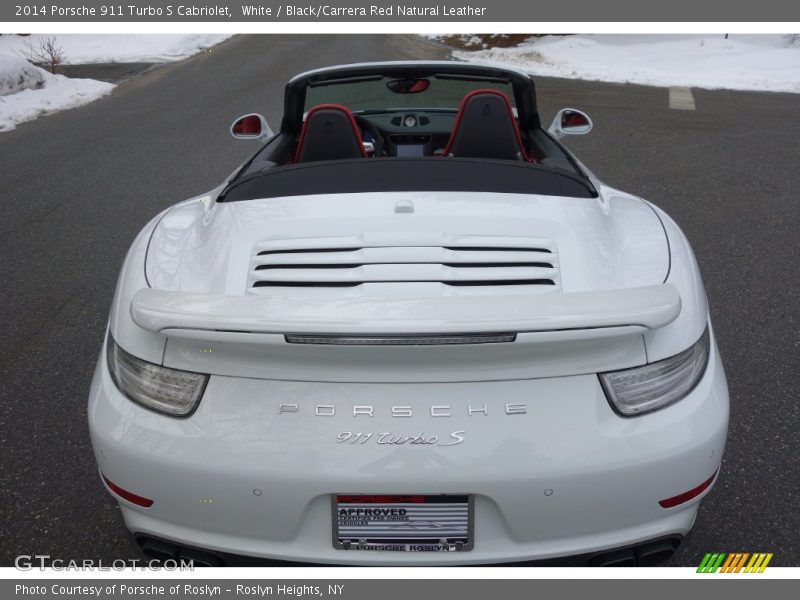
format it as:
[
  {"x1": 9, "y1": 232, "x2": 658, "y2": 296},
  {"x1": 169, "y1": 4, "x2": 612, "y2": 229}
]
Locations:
[
  {"x1": 177, "y1": 547, "x2": 223, "y2": 567},
  {"x1": 137, "y1": 537, "x2": 178, "y2": 562},
  {"x1": 590, "y1": 536, "x2": 681, "y2": 567},
  {"x1": 636, "y1": 539, "x2": 680, "y2": 566},
  {"x1": 136, "y1": 536, "x2": 224, "y2": 567},
  {"x1": 589, "y1": 549, "x2": 637, "y2": 567}
]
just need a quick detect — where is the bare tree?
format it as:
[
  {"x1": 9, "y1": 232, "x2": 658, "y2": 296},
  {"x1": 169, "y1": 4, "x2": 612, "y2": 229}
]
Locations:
[{"x1": 21, "y1": 36, "x2": 66, "y2": 74}]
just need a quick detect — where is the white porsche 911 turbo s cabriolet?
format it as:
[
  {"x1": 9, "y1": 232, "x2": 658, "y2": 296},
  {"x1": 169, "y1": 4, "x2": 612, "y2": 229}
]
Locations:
[{"x1": 88, "y1": 61, "x2": 729, "y2": 566}]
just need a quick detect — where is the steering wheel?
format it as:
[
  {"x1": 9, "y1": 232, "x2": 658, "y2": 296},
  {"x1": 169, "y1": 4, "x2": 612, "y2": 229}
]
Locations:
[{"x1": 353, "y1": 115, "x2": 386, "y2": 157}]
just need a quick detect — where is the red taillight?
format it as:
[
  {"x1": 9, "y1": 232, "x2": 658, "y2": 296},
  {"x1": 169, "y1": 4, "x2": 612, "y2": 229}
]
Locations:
[
  {"x1": 102, "y1": 474, "x2": 154, "y2": 508},
  {"x1": 659, "y1": 470, "x2": 718, "y2": 509}
]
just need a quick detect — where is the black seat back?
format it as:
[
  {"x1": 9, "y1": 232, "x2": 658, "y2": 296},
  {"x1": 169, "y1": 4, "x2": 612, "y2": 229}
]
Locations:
[
  {"x1": 294, "y1": 104, "x2": 367, "y2": 163},
  {"x1": 444, "y1": 90, "x2": 529, "y2": 161}
]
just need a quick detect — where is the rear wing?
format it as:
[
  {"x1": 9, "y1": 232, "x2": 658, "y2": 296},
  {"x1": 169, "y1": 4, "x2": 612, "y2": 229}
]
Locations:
[{"x1": 131, "y1": 284, "x2": 680, "y2": 340}]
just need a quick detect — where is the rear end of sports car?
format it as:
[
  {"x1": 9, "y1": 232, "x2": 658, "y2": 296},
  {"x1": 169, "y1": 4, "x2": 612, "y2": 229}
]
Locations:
[
  {"x1": 90, "y1": 335, "x2": 727, "y2": 566},
  {"x1": 87, "y1": 185, "x2": 729, "y2": 565}
]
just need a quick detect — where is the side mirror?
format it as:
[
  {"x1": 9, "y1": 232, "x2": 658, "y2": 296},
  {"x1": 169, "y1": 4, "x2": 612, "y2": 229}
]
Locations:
[
  {"x1": 548, "y1": 108, "x2": 593, "y2": 140},
  {"x1": 230, "y1": 113, "x2": 274, "y2": 140}
]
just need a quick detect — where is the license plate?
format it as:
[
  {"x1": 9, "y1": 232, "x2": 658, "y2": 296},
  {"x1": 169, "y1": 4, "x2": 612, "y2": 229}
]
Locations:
[{"x1": 333, "y1": 494, "x2": 473, "y2": 552}]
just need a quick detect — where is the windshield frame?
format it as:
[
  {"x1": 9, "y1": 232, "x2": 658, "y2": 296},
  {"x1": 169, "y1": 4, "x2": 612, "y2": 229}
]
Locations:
[
  {"x1": 282, "y1": 62, "x2": 540, "y2": 135},
  {"x1": 303, "y1": 74, "x2": 519, "y2": 116}
]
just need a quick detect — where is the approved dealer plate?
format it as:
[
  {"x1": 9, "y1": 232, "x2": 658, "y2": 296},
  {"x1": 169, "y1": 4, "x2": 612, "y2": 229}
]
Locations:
[{"x1": 333, "y1": 494, "x2": 473, "y2": 551}]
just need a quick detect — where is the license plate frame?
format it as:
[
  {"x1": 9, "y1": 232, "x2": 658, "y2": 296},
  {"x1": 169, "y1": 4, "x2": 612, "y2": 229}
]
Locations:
[{"x1": 332, "y1": 494, "x2": 474, "y2": 552}]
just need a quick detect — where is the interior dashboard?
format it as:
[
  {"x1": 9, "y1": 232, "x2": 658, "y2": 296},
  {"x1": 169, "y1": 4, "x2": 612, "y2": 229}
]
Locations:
[{"x1": 355, "y1": 110, "x2": 457, "y2": 157}]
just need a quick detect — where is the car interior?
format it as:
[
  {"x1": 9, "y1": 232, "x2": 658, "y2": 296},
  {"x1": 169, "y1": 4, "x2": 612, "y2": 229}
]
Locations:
[
  {"x1": 290, "y1": 88, "x2": 534, "y2": 164},
  {"x1": 225, "y1": 70, "x2": 592, "y2": 199}
]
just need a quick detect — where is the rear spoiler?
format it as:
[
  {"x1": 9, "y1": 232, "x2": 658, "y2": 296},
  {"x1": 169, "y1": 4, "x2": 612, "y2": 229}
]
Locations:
[{"x1": 131, "y1": 284, "x2": 680, "y2": 339}]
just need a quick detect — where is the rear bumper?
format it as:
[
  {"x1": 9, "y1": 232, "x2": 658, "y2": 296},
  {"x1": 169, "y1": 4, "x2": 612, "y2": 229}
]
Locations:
[
  {"x1": 124, "y1": 505, "x2": 693, "y2": 566},
  {"x1": 133, "y1": 532, "x2": 684, "y2": 567},
  {"x1": 88, "y1": 332, "x2": 728, "y2": 565}
]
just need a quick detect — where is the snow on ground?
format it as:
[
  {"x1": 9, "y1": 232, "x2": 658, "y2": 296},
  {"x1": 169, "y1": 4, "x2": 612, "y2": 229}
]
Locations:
[
  {"x1": 453, "y1": 34, "x2": 800, "y2": 93},
  {"x1": 0, "y1": 34, "x2": 234, "y2": 64},
  {"x1": 0, "y1": 63, "x2": 114, "y2": 132},
  {"x1": 0, "y1": 57, "x2": 44, "y2": 96},
  {"x1": 0, "y1": 34, "x2": 232, "y2": 132}
]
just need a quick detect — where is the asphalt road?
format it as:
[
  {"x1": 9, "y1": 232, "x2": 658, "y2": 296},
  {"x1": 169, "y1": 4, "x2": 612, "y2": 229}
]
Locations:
[{"x1": 0, "y1": 34, "x2": 797, "y2": 567}]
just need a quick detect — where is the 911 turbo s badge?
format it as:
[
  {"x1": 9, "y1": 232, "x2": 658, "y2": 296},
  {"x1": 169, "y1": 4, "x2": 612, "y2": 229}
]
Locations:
[
  {"x1": 278, "y1": 403, "x2": 527, "y2": 417},
  {"x1": 337, "y1": 431, "x2": 465, "y2": 446}
]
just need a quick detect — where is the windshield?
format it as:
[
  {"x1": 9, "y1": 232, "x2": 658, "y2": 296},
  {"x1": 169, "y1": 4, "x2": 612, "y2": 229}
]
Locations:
[{"x1": 304, "y1": 76, "x2": 517, "y2": 114}]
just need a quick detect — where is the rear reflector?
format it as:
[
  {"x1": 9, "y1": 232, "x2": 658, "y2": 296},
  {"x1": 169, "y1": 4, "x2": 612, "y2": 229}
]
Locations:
[
  {"x1": 102, "y1": 474, "x2": 154, "y2": 508},
  {"x1": 659, "y1": 470, "x2": 718, "y2": 509}
]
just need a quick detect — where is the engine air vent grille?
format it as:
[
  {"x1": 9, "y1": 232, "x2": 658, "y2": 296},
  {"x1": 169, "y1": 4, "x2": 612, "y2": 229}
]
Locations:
[{"x1": 248, "y1": 241, "x2": 560, "y2": 292}]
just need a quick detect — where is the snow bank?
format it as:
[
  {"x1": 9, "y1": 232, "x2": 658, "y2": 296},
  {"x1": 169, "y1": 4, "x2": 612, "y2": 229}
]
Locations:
[
  {"x1": 454, "y1": 34, "x2": 800, "y2": 93},
  {"x1": 0, "y1": 66, "x2": 114, "y2": 132},
  {"x1": 0, "y1": 57, "x2": 44, "y2": 96},
  {"x1": 0, "y1": 34, "x2": 234, "y2": 64},
  {"x1": 0, "y1": 34, "x2": 232, "y2": 132}
]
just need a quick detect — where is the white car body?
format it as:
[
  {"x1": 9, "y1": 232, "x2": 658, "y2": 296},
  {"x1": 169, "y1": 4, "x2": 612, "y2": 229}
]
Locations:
[{"x1": 88, "y1": 62, "x2": 728, "y2": 566}]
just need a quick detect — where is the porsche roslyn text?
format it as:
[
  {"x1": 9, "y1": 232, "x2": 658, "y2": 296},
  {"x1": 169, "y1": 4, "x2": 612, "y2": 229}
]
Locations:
[{"x1": 88, "y1": 61, "x2": 729, "y2": 566}]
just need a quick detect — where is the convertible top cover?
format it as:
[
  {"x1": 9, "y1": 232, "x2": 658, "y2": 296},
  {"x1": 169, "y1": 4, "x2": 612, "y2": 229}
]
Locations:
[{"x1": 221, "y1": 158, "x2": 597, "y2": 202}]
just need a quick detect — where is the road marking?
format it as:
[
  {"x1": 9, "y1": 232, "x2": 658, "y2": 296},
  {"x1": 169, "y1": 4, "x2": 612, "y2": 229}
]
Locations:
[{"x1": 669, "y1": 87, "x2": 696, "y2": 111}]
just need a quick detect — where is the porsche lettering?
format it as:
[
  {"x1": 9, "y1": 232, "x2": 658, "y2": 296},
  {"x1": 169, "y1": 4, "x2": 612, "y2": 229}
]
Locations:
[{"x1": 278, "y1": 403, "x2": 527, "y2": 417}]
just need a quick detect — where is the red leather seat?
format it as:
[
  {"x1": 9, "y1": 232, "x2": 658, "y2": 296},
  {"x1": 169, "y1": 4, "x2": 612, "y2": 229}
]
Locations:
[
  {"x1": 443, "y1": 89, "x2": 533, "y2": 162},
  {"x1": 293, "y1": 104, "x2": 367, "y2": 163}
]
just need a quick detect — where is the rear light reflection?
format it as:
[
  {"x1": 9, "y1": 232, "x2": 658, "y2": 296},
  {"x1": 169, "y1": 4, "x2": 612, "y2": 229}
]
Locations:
[
  {"x1": 102, "y1": 474, "x2": 154, "y2": 508},
  {"x1": 659, "y1": 470, "x2": 718, "y2": 509}
]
